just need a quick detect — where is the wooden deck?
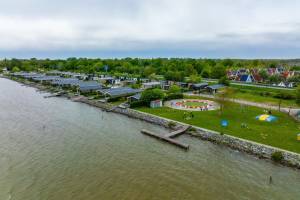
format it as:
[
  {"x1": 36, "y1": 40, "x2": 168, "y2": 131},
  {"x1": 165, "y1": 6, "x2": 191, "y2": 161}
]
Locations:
[{"x1": 141, "y1": 125, "x2": 191, "y2": 150}]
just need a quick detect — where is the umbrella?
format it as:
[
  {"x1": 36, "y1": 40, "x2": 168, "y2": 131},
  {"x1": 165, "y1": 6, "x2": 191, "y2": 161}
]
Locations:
[{"x1": 256, "y1": 114, "x2": 277, "y2": 122}]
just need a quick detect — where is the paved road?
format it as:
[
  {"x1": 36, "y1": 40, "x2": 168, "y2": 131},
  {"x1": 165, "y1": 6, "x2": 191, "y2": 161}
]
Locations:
[
  {"x1": 202, "y1": 78, "x2": 295, "y2": 91},
  {"x1": 185, "y1": 93, "x2": 300, "y2": 116}
]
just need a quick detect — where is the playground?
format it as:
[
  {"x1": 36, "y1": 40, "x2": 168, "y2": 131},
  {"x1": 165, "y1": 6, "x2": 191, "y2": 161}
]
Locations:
[{"x1": 166, "y1": 99, "x2": 219, "y2": 111}]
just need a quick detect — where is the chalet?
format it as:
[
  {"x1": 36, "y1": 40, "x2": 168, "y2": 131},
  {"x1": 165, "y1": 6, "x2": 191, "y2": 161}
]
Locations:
[
  {"x1": 207, "y1": 84, "x2": 225, "y2": 94},
  {"x1": 127, "y1": 93, "x2": 141, "y2": 103},
  {"x1": 78, "y1": 81, "x2": 102, "y2": 93},
  {"x1": 99, "y1": 87, "x2": 141, "y2": 99},
  {"x1": 252, "y1": 74, "x2": 263, "y2": 83},
  {"x1": 239, "y1": 74, "x2": 253, "y2": 83},
  {"x1": 278, "y1": 82, "x2": 294, "y2": 88},
  {"x1": 150, "y1": 100, "x2": 163, "y2": 108},
  {"x1": 52, "y1": 78, "x2": 80, "y2": 87},
  {"x1": 142, "y1": 82, "x2": 161, "y2": 89},
  {"x1": 191, "y1": 83, "x2": 208, "y2": 91}
]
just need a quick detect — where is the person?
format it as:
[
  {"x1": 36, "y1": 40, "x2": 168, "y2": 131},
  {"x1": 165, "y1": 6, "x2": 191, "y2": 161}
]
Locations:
[{"x1": 269, "y1": 176, "x2": 273, "y2": 184}]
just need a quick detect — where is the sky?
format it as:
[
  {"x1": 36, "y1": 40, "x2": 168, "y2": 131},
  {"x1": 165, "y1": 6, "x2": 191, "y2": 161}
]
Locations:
[{"x1": 0, "y1": 0, "x2": 300, "y2": 59}]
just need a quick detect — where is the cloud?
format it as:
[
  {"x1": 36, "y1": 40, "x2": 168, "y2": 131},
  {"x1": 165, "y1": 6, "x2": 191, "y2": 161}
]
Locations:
[{"x1": 0, "y1": 0, "x2": 300, "y2": 58}]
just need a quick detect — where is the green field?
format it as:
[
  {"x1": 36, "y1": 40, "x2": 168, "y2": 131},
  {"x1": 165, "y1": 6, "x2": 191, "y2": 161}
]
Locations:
[
  {"x1": 184, "y1": 101, "x2": 208, "y2": 107},
  {"x1": 228, "y1": 84, "x2": 298, "y2": 108},
  {"x1": 136, "y1": 102, "x2": 300, "y2": 153}
]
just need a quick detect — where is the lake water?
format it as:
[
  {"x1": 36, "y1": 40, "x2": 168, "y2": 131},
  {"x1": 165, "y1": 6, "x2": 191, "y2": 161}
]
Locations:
[{"x1": 0, "y1": 78, "x2": 299, "y2": 200}]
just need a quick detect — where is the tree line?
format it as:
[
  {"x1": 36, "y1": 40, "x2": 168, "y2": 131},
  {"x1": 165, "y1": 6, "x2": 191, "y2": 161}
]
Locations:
[{"x1": 0, "y1": 57, "x2": 297, "y2": 82}]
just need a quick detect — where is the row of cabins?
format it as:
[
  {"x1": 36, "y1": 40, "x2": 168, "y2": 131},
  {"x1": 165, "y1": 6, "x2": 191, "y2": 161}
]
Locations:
[
  {"x1": 227, "y1": 68, "x2": 297, "y2": 88},
  {"x1": 12, "y1": 72, "x2": 142, "y2": 101}
]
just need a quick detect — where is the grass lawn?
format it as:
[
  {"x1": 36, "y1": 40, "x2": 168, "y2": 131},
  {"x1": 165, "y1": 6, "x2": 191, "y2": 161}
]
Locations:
[
  {"x1": 136, "y1": 102, "x2": 300, "y2": 154},
  {"x1": 232, "y1": 92, "x2": 297, "y2": 108},
  {"x1": 229, "y1": 85, "x2": 298, "y2": 108},
  {"x1": 184, "y1": 101, "x2": 208, "y2": 107}
]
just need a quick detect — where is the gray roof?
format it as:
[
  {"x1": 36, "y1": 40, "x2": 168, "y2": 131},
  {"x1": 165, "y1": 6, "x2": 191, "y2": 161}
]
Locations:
[
  {"x1": 52, "y1": 78, "x2": 80, "y2": 86},
  {"x1": 99, "y1": 87, "x2": 141, "y2": 98},
  {"x1": 207, "y1": 84, "x2": 225, "y2": 90},
  {"x1": 78, "y1": 81, "x2": 102, "y2": 91},
  {"x1": 128, "y1": 93, "x2": 141, "y2": 100},
  {"x1": 33, "y1": 76, "x2": 61, "y2": 81},
  {"x1": 193, "y1": 83, "x2": 208, "y2": 87}
]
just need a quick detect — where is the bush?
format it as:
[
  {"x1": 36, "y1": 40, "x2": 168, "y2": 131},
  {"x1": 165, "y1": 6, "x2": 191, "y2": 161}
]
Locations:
[
  {"x1": 273, "y1": 92, "x2": 295, "y2": 100},
  {"x1": 168, "y1": 85, "x2": 181, "y2": 94},
  {"x1": 164, "y1": 93, "x2": 183, "y2": 101},
  {"x1": 140, "y1": 88, "x2": 164, "y2": 105},
  {"x1": 218, "y1": 76, "x2": 230, "y2": 86},
  {"x1": 271, "y1": 151, "x2": 284, "y2": 162},
  {"x1": 129, "y1": 101, "x2": 146, "y2": 108},
  {"x1": 167, "y1": 121, "x2": 177, "y2": 128},
  {"x1": 107, "y1": 97, "x2": 123, "y2": 102}
]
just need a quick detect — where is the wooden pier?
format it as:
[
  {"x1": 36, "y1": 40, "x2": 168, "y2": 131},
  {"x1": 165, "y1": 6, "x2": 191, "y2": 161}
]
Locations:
[{"x1": 141, "y1": 125, "x2": 191, "y2": 150}]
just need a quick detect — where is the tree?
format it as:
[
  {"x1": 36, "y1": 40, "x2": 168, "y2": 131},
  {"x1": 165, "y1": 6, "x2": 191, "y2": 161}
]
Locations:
[
  {"x1": 187, "y1": 74, "x2": 202, "y2": 83},
  {"x1": 269, "y1": 74, "x2": 283, "y2": 84},
  {"x1": 140, "y1": 89, "x2": 164, "y2": 105},
  {"x1": 211, "y1": 63, "x2": 226, "y2": 79},
  {"x1": 12, "y1": 66, "x2": 20, "y2": 73},
  {"x1": 218, "y1": 76, "x2": 230, "y2": 86},
  {"x1": 296, "y1": 85, "x2": 300, "y2": 105},
  {"x1": 201, "y1": 68, "x2": 210, "y2": 78},
  {"x1": 215, "y1": 87, "x2": 235, "y2": 115},
  {"x1": 259, "y1": 69, "x2": 269, "y2": 81},
  {"x1": 168, "y1": 85, "x2": 181, "y2": 94}
]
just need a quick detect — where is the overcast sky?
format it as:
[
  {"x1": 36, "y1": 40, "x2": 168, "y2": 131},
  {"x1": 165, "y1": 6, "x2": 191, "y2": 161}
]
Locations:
[{"x1": 0, "y1": 0, "x2": 300, "y2": 59}]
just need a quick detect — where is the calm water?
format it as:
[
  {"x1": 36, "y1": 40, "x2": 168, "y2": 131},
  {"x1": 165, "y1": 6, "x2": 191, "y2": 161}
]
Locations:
[{"x1": 0, "y1": 78, "x2": 299, "y2": 200}]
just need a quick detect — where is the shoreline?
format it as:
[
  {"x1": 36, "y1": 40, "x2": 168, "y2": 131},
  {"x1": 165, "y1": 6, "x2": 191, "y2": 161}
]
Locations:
[{"x1": 2, "y1": 76, "x2": 300, "y2": 169}]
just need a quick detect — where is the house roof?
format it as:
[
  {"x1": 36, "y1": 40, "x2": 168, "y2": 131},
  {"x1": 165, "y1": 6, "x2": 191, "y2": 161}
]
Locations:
[
  {"x1": 252, "y1": 74, "x2": 263, "y2": 82},
  {"x1": 240, "y1": 74, "x2": 251, "y2": 82},
  {"x1": 193, "y1": 83, "x2": 208, "y2": 87},
  {"x1": 128, "y1": 93, "x2": 142, "y2": 100},
  {"x1": 33, "y1": 76, "x2": 61, "y2": 81},
  {"x1": 52, "y1": 78, "x2": 80, "y2": 86},
  {"x1": 99, "y1": 87, "x2": 141, "y2": 98},
  {"x1": 78, "y1": 81, "x2": 102, "y2": 91},
  {"x1": 143, "y1": 82, "x2": 161, "y2": 86},
  {"x1": 207, "y1": 84, "x2": 225, "y2": 90}
]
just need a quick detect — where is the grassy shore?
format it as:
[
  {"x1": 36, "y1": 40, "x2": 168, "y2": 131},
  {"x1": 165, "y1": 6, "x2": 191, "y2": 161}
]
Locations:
[
  {"x1": 229, "y1": 84, "x2": 298, "y2": 108},
  {"x1": 136, "y1": 102, "x2": 300, "y2": 153}
]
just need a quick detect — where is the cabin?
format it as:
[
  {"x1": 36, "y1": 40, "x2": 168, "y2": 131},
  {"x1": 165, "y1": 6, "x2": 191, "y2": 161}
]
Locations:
[
  {"x1": 207, "y1": 84, "x2": 225, "y2": 94},
  {"x1": 252, "y1": 74, "x2": 263, "y2": 83},
  {"x1": 278, "y1": 82, "x2": 294, "y2": 88},
  {"x1": 99, "y1": 87, "x2": 141, "y2": 99},
  {"x1": 33, "y1": 76, "x2": 61, "y2": 83},
  {"x1": 150, "y1": 100, "x2": 163, "y2": 108},
  {"x1": 142, "y1": 82, "x2": 161, "y2": 89},
  {"x1": 51, "y1": 78, "x2": 80, "y2": 88},
  {"x1": 127, "y1": 93, "x2": 142, "y2": 103},
  {"x1": 99, "y1": 77, "x2": 116, "y2": 85},
  {"x1": 78, "y1": 81, "x2": 102, "y2": 93},
  {"x1": 239, "y1": 74, "x2": 253, "y2": 83},
  {"x1": 191, "y1": 83, "x2": 208, "y2": 91}
]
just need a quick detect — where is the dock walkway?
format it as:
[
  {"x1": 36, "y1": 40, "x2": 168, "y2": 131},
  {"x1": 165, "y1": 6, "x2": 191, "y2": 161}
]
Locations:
[{"x1": 141, "y1": 125, "x2": 191, "y2": 150}]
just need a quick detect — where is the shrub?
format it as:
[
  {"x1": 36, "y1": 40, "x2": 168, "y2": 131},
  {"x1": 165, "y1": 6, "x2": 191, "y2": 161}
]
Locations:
[
  {"x1": 218, "y1": 76, "x2": 230, "y2": 86},
  {"x1": 167, "y1": 121, "x2": 177, "y2": 128},
  {"x1": 140, "y1": 88, "x2": 164, "y2": 105},
  {"x1": 130, "y1": 101, "x2": 146, "y2": 108},
  {"x1": 107, "y1": 97, "x2": 122, "y2": 102},
  {"x1": 271, "y1": 151, "x2": 284, "y2": 162},
  {"x1": 164, "y1": 93, "x2": 183, "y2": 101},
  {"x1": 273, "y1": 91, "x2": 295, "y2": 100},
  {"x1": 168, "y1": 85, "x2": 181, "y2": 94}
]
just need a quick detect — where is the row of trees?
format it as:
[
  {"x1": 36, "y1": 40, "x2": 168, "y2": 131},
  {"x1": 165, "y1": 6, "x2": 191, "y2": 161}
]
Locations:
[{"x1": 0, "y1": 58, "x2": 294, "y2": 82}]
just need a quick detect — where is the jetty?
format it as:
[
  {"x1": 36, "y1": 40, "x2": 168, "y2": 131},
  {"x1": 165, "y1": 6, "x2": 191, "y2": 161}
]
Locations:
[{"x1": 141, "y1": 125, "x2": 191, "y2": 150}]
